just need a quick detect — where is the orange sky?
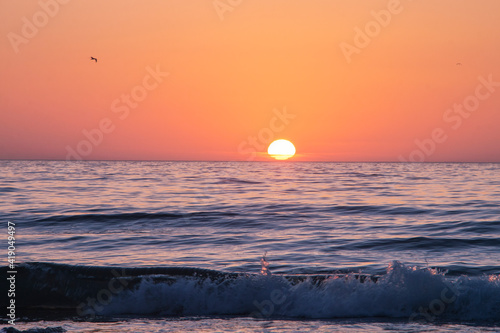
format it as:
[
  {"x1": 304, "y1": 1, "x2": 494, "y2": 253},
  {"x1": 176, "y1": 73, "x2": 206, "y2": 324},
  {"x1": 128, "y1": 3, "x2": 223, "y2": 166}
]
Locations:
[{"x1": 1, "y1": 0, "x2": 499, "y2": 161}]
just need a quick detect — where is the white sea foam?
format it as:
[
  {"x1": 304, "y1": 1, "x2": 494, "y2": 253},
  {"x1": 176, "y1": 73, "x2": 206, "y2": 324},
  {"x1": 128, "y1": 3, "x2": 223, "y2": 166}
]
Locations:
[{"x1": 100, "y1": 261, "x2": 500, "y2": 321}]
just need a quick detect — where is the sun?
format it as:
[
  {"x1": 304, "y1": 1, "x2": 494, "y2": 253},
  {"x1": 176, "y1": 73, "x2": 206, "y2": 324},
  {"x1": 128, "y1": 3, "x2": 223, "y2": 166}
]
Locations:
[{"x1": 267, "y1": 139, "x2": 296, "y2": 160}]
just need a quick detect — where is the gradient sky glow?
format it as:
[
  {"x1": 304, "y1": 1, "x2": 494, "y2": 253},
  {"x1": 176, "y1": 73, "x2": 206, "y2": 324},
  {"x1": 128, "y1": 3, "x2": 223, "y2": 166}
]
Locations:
[{"x1": 1, "y1": 0, "x2": 500, "y2": 161}]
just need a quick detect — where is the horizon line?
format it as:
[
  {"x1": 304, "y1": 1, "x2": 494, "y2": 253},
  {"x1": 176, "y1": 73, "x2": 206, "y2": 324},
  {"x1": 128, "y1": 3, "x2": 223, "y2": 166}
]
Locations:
[{"x1": 1, "y1": 159, "x2": 499, "y2": 164}]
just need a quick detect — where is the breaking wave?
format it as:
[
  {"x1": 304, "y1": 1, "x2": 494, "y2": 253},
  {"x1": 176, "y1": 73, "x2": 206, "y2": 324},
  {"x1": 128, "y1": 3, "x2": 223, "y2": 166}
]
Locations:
[{"x1": 3, "y1": 261, "x2": 499, "y2": 323}]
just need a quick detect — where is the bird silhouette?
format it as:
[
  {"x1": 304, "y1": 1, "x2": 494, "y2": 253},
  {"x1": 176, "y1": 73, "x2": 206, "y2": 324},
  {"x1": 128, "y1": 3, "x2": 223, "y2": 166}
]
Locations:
[{"x1": 90, "y1": 57, "x2": 97, "y2": 63}]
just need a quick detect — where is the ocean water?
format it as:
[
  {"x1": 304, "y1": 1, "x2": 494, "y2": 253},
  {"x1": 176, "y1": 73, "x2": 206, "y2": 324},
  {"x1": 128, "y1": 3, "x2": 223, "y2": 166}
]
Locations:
[{"x1": 1, "y1": 161, "x2": 499, "y2": 332}]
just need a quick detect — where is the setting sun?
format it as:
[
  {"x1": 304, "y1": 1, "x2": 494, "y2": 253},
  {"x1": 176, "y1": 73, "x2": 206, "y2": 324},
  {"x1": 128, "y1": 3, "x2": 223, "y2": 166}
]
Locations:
[{"x1": 268, "y1": 139, "x2": 296, "y2": 160}]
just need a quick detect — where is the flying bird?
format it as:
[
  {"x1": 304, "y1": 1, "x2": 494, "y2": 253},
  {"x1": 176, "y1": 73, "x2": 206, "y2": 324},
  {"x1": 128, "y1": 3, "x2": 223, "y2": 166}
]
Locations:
[
  {"x1": 90, "y1": 57, "x2": 97, "y2": 63},
  {"x1": 456, "y1": 62, "x2": 462, "y2": 66}
]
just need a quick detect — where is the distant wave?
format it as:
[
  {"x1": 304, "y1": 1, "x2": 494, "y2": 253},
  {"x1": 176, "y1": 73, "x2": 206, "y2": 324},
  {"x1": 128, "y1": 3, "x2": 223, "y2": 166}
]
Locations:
[
  {"x1": 25, "y1": 204, "x2": 488, "y2": 223},
  {"x1": 324, "y1": 204, "x2": 433, "y2": 215},
  {"x1": 405, "y1": 176, "x2": 432, "y2": 180},
  {"x1": 22, "y1": 205, "x2": 434, "y2": 226},
  {"x1": 341, "y1": 172, "x2": 388, "y2": 178},
  {"x1": 0, "y1": 186, "x2": 19, "y2": 193},
  {"x1": 19, "y1": 203, "x2": 495, "y2": 231},
  {"x1": 215, "y1": 177, "x2": 264, "y2": 185},
  {"x1": 334, "y1": 236, "x2": 500, "y2": 251},
  {"x1": 31, "y1": 211, "x2": 240, "y2": 224},
  {"x1": 3, "y1": 262, "x2": 499, "y2": 322}
]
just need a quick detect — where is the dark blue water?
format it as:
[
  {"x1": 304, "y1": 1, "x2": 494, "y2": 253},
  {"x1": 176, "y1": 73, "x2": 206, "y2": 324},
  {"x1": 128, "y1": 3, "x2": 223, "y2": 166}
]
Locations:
[{"x1": 1, "y1": 161, "x2": 499, "y2": 331}]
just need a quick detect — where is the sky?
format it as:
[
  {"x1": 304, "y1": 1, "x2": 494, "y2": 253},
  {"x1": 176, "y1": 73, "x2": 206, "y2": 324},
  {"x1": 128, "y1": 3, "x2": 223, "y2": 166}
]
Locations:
[{"x1": 1, "y1": 0, "x2": 500, "y2": 162}]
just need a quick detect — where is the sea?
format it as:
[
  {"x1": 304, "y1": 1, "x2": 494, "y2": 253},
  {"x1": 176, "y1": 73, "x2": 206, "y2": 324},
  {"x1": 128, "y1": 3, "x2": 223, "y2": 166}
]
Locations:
[{"x1": 1, "y1": 161, "x2": 499, "y2": 332}]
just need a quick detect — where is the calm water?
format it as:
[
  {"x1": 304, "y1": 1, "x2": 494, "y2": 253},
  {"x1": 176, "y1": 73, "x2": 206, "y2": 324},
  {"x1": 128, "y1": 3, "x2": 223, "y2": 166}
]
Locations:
[{"x1": 1, "y1": 161, "x2": 499, "y2": 332}]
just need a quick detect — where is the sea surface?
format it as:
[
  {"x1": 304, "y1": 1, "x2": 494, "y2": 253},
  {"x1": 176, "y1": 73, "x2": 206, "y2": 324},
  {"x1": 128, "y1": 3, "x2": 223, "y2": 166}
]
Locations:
[{"x1": 1, "y1": 161, "x2": 499, "y2": 332}]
